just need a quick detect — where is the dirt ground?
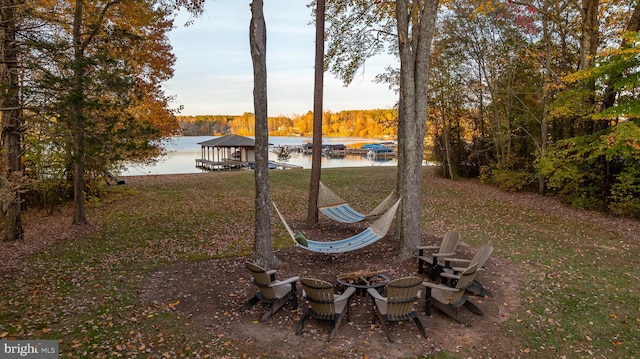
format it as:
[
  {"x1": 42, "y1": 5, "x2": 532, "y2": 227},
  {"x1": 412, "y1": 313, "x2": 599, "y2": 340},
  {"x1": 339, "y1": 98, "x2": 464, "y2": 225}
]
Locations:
[{"x1": 141, "y1": 221, "x2": 522, "y2": 358}]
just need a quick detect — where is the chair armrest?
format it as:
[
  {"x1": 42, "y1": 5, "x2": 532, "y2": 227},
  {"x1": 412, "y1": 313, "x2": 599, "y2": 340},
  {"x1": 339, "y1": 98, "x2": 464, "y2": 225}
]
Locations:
[
  {"x1": 430, "y1": 252, "x2": 456, "y2": 257},
  {"x1": 422, "y1": 281, "x2": 460, "y2": 292},
  {"x1": 271, "y1": 276, "x2": 300, "y2": 287},
  {"x1": 366, "y1": 288, "x2": 387, "y2": 302},
  {"x1": 335, "y1": 287, "x2": 356, "y2": 302},
  {"x1": 450, "y1": 265, "x2": 485, "y2": 273},
  {"x1": 442, "y1": 257, "x2": 469, "y2": 270},
  {"x1": 439, "y1": 272, "x2": 461, "y2": 280},
  {"x1": 417, "y1": 245, "x2": 438, "y2": 256},
  {"x1": 442, "y1": 257, "x2": 470, "y2": 264},
  {"x1": 417, "y1": 245, "x2": 438, "y2": 250}
]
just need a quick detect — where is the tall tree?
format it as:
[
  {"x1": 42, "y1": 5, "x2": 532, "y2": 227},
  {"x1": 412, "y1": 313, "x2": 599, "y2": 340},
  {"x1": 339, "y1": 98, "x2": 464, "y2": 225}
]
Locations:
[
  {"x1": 69, "y1": 0, "x2": 91, "y2": 224},
  {"x1": 306, "y1": 0, "x2": 325, "y2": 225},
  {"x1": 249, "y1": 0, "x2": 279, "y2": 267},
  {"x1": 322, "y1": 0, "x2": 439, "y2": 260},
  {"x1": 25, "y1": 0, "x2": 202, "y2": 225},
  {"x1": 577, "y1": 0, "x2": 601, "y2": 134},
  {"x1": 0, "y1": 0, "x2": 24, "y2": 241},
  {"x1": 395, "y1": 0, "x2": 439, "y2": 260}
]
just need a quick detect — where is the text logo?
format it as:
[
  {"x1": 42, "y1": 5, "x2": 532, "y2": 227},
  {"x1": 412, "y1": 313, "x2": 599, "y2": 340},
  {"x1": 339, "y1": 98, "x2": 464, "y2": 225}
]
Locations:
[{"x1": 1, "y1": 340, "x2": 58, "y2": 358}]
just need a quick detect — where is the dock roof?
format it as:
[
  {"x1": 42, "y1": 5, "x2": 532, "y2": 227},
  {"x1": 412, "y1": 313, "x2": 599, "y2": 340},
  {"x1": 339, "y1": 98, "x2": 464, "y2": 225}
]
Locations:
[{"x1": 197, "y1": 135, "x2": 255, "y2": 148}]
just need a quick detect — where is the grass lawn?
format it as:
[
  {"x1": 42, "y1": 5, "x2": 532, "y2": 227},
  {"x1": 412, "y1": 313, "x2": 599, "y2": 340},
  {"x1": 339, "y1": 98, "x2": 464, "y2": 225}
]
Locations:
[{"x1": 1, "y1": 166, "x2": 638, "y2": 358}]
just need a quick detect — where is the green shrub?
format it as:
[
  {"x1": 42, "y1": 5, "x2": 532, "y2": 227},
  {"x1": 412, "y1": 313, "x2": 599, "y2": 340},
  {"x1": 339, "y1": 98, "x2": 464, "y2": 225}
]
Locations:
[
  {"x1": 480, "y1": 157, "x2": 535, "y2": 192},
  {"x1": 609, "y1": 199, "x2": 640, "y2": 218},
  {"x1": 608, "y1": 166, "x2": 640, "y2": 218},
  {"x1": 491, "y1": 168, "x2": 534, "y2": 192},
  {"x1": 536, "y1": 120, "x2": 640, "y2": 217}
]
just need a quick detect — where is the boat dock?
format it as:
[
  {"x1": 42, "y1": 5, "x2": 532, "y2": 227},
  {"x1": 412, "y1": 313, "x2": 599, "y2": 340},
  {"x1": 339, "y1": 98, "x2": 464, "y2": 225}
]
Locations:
[
  {"x1": 195, "y1": 159, "x2": 302, "y2": 171},
  {"x1": 285, "y1": 143, "x2": 397, "y2": 158},
  {"x1": 195, "y1": 159, "x2": 245, "y2": 171}
]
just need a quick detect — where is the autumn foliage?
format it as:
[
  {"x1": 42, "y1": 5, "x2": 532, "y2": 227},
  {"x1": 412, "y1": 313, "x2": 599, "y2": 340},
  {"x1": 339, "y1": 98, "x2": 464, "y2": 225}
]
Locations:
[{"x1": 177, "y1": 108, "x2": 398, "y2": 138}]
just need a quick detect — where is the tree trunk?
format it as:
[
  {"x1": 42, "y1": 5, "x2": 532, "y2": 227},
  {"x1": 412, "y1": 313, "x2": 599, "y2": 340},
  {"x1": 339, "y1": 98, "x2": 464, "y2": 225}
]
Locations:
[
  {"x1": 539, "y1": 11, "x2": 552, "y2": 195},
  {"x1": 1, "y1": 0, "x2": 24, "y2": 241},
  {"x1": 72, "y1": 0, "x2": 87, "y2": 225},
  {"x1": 250, "y1": 0, "x2": 279, "y2": 267},
  {"x1": 395, "y1": 0, "x2": 439, "y2": 261},
  {"x1": 440, "y1": 111, "x2": 454, "y2": 179},
  {"x1": 578, "y1": 0, "x2": 600, "y2": 135},
  {"x1": 306, "y1": 0, "x2": 325, "y2": 225}
]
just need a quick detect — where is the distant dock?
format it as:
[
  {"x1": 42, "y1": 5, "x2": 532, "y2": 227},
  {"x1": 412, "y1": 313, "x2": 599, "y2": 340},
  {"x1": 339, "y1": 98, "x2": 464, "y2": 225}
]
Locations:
[
  {"x1": 287, "y1": 143, "x2": 397, "y2": 158},
  {"x1": 195, "y1": 159, "x2": 302, "y2": 171},
  {"x1": 294, "y1": 147, "x2": 397, "y2": 158}
]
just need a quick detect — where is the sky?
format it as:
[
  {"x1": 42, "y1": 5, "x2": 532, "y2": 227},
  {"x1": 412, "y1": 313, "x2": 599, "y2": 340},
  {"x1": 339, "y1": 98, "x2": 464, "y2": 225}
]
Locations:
[{"x1": 164, "y1": 0, "x2": 399, "y2": 117}]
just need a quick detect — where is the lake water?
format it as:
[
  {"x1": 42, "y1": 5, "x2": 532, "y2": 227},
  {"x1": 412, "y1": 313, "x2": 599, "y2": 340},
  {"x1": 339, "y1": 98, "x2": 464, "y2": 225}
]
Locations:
[{"x1": 121, "y1": 136, "x2": 397, "y2": 176}]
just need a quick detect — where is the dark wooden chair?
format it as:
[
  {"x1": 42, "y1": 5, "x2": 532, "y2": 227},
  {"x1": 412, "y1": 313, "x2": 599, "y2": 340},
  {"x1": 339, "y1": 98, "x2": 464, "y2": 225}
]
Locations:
[
  {"x1": 417, "y1": 230, "x2": 461, "y2": 280},
  {"x1": 296, "y1": 278, "x2": 357, "y2": 341},
  {"x1": 423, "y1": 264, "x2": 484, "y2": 325},
  {"x1": 240, "y1": 262, "x2": 299, "y2": 321},
  {"x1": 367, "y1": 276, "x2": 428, "y2": 342},
  {"x1": 441, "y1": 243, "x2": 494, "y2": 297}
]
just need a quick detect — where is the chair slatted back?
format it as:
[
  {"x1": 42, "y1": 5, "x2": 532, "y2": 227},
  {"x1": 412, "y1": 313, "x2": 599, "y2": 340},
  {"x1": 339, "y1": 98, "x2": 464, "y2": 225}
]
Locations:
[
  {"x1": 300, "y1": 278, "x2": 336, "y2": 319},
  {"x1": 440, "y1": 231, "x2": 461, "y2": 253},
  {"x1": 470, "y1": 244, "x2": 493, "y2": 269},
  {"x1": 449, "y1": 264, "x2": 478, "y2": 305},
  {"x1": 385, "y1": 276, "x2": 423, "y2": 318},
  {"x1": 246, "y1": 262, "x2": 276, "y2": 300}
]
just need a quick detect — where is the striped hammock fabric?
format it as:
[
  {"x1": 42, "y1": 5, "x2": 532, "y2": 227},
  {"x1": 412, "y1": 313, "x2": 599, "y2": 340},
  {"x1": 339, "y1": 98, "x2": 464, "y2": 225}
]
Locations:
[
  {"x1": 317, "y1": 182, "x2": 397, "y2": 223},
  {"x1": 319, "y1": 204, "x2": 367, "y2": 223},
  {"x1": 273, "y1": 198, "x2": 401, "y2": 254}
]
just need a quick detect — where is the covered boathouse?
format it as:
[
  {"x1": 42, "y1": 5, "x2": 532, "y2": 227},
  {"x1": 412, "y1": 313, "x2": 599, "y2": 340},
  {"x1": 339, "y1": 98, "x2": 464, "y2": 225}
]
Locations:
[
  {"x1": 196, "y1": 134, "x2": 256, "y2": 171},
  {"x1": 195, "y1": 134, "x2": 302, "y2": 171}
]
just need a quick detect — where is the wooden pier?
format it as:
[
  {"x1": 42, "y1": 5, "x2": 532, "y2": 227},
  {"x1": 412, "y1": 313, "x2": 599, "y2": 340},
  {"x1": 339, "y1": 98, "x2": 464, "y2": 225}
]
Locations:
[
  {"x1": 289, "y1": 144, "x2": 397, "y2": 158},
  {"x1": 195, "y1": 159, "x2": 245, "y2": 171},
  {"x1": 195, "y1": 159, "x2": 302, "y2": 172}
]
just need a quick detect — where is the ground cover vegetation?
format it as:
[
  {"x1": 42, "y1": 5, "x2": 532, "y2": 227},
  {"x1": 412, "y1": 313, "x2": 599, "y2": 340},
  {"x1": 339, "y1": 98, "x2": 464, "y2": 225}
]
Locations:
[{"x1": 0, "y1": 167, "x2": 638, "y2": 358}]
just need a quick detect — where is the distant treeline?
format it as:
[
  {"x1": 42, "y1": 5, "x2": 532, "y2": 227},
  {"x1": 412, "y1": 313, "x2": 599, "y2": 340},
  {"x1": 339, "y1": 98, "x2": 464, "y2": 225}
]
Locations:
[{"x1": 177, "y1": 109, "x2": 398, "y2": 138}]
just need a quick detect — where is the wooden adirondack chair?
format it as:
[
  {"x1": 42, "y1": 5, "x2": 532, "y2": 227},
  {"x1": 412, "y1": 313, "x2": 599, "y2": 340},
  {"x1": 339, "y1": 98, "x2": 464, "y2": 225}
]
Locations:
[
  {"x1": 240, "y1": 262, "x2": 299, "y2": 321},
  {"x1": 423, "y1": 264, "x2": 484, "y2": 325},
  {"x1": 296, "y1": 278, "x2": 357, "y2": 341},
  {"x1": 367, "y1": 276, "x2": 428, "y2": 342},
  {"x1": 441, "y1": 243, "x2": 494, "y2": 297},
  {"x1": 417, "y1": 230, "x2": 461, "y2": 280}
]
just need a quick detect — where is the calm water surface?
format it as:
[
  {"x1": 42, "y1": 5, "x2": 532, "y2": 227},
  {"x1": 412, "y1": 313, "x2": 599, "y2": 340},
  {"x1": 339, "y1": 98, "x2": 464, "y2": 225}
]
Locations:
[{"x1": 122, "y1": 136, "x2": 397, "y2": 176}]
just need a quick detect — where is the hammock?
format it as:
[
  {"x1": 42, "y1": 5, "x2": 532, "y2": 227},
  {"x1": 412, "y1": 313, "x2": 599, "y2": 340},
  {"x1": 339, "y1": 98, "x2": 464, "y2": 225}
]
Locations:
[
  {"x1": 317, "y1": 181, "x2": 397, "y2": 223},
  {"x1": 273, "y1": 198, "x2": 401, "y2": 254}
]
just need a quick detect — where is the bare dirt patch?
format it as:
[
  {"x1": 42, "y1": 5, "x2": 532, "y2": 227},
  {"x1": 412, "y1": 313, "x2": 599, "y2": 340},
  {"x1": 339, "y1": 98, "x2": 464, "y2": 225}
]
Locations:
[{"x1": 141, "y1": 222, "x2": 522, "y2": 358}]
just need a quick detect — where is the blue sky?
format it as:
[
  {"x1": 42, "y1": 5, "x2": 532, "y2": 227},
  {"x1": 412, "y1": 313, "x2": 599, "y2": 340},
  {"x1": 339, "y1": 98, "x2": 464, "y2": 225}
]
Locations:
[{"x1": 165, "y1": 0, "x2": 398, "y2": 117}]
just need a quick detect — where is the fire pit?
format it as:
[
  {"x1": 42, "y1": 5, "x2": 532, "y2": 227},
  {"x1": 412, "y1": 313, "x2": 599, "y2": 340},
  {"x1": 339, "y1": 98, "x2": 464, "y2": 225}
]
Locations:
[{"x1": 336, "y1": 270, "x2": 390, "y2": 295}]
